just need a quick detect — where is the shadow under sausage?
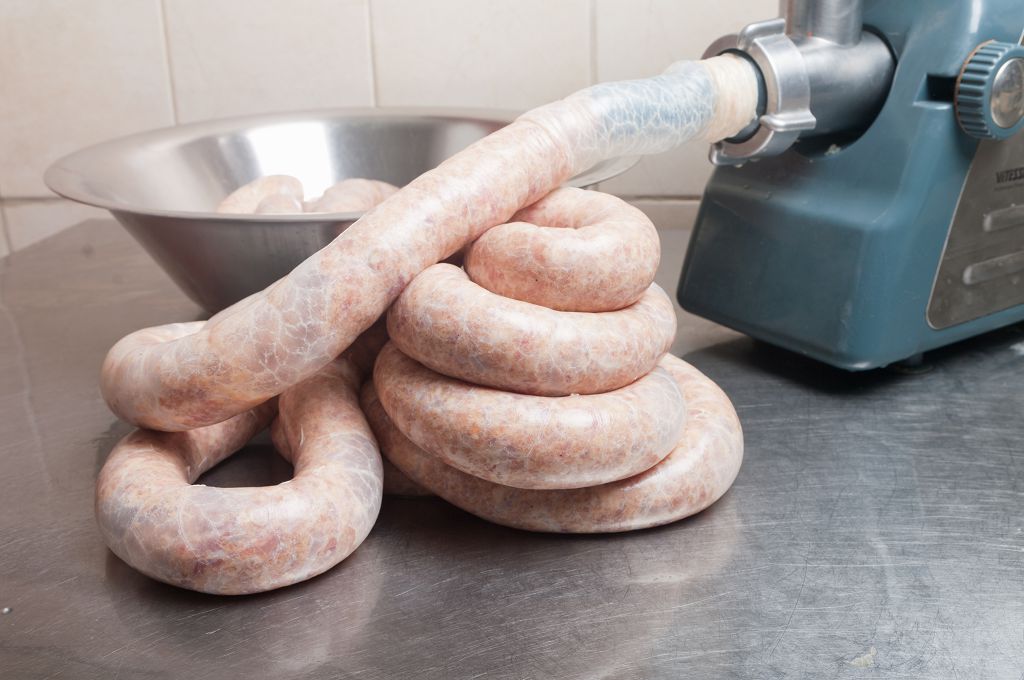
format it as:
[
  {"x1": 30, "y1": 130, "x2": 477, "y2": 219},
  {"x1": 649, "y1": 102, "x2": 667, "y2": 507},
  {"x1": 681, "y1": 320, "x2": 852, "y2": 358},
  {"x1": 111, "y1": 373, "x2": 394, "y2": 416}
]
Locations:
[
  {"x1": 102, "y1": 530, "x2": 386, "y2": 677},
  {"x1": 195, "y1": 441, "x2": 293, "y2": 487},
  {"x1": 92, "y1": 419, "x2": 134, "y2": 475}
]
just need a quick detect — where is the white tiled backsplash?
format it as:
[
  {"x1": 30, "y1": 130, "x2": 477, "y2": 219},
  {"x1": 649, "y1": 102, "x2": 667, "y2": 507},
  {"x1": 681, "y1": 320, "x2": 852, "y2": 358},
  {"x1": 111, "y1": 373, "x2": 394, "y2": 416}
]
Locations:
[{"x1": 0, "y1": 0, "x2": 776, "y2": 253}]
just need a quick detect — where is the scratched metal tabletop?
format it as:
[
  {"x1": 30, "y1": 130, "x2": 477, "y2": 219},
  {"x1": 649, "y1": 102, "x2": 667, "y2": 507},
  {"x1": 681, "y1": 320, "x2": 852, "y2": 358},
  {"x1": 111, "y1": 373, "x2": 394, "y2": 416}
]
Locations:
[{"x1": 1, "y1": 218, "x2": 1022, "y2": 679}]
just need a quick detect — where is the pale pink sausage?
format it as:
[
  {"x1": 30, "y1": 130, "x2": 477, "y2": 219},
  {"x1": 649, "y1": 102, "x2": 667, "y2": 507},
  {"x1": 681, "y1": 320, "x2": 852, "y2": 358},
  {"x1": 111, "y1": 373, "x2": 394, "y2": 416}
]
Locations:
[
  {"x1": 306, "y1": 178, "x2": 400, "y2": 214},
  {"x1": 255, "y1": 193, "x2": 304, "y2": 214},
  {"x1": 94, "y1": 56, "x2": 760, "y2": 592},
  {"x1": 258, "y1": 309, "x2": 425, "y2": 501},
  {"x1": 215, "y1": 175, "x2": 304, "y2": 214},
  {"x1": 102, "y1": 55, "x2": 758, "y2": 432},
  {"x1": 362, "y1": 353, "x2": 742, "y2": 532},
  {"x1": 373, "y1": 343, "x2": 685, "y2": 490},
  {"x1": 338, "y1": 318, "x2": 432, "y2": 497},
  {"x1": 95, "y1": 356, "x2": 383, "y2": 595},
  {"x1": 387, "y1": 264, "x2": 676, "y2": 396},
  {"x1": 266, "y1": 396, "x2": 426, "y2": 497},
  {"x1": 465, "y1": 187, "x2": 659, "y2": 312}
]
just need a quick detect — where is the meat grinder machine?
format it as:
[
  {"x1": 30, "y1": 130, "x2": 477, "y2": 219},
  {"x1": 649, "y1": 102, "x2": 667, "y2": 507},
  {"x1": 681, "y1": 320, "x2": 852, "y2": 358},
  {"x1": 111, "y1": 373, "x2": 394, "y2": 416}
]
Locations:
[{"x1": 678, "y1": 0, "x2": 1024, "y2": 369}]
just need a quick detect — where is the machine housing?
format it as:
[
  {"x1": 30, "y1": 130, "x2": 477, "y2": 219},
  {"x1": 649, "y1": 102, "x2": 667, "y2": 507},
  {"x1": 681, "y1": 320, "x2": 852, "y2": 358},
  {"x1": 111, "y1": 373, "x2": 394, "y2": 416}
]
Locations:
[{"x1": 678, "y1": 0, "x2": 1024, "y2": 369}]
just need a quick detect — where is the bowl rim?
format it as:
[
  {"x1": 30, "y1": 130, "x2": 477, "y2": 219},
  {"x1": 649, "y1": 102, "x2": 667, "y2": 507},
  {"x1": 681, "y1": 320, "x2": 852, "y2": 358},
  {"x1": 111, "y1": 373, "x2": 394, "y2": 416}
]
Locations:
[{"x1": 43, "y1": 106, "x2": 638, "y2": 223}]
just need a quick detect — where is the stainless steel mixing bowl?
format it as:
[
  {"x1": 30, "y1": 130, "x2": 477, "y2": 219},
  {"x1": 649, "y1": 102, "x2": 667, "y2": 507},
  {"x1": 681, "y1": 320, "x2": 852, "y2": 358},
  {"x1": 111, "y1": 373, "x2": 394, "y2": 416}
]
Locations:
[{"x1": 44, "y1": 108, "x2": 637, "y2": 312}]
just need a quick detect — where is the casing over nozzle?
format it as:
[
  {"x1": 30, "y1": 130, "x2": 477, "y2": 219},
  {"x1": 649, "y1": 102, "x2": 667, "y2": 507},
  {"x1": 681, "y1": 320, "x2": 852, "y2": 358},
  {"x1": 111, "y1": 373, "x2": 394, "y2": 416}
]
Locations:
[{"x1": 707, "y1": 0, "x2": 895, "y2": 164}]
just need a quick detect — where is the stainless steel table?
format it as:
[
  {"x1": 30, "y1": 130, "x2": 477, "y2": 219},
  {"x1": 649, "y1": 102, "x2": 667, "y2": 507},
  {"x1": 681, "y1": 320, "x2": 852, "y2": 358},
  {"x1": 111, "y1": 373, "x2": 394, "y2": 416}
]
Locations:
[{"x1": 1, "y1": 218, "x2": 1022, "y2": 679}]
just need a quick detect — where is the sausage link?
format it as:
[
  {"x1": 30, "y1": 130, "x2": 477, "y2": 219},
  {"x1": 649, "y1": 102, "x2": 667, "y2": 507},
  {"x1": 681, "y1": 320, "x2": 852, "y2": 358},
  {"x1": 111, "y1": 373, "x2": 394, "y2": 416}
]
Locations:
[
  {"x1": 373, "y1": 343, "x2": 685, "y2": 490},
  {"x1": 362, "y1": 353, "x2": 741, "y2": 532},
  {"x1": 215, "y1": 175, "x2": 304, "y2": 214},
  {"x1": 306, "y1": 179, "x2": 400, "y2": 214},
  {"x1": 95, "y1": 56, "x2": 759, "y2": 592},
  {"x1": 100, "y1": 56, "x2": 756, "y2": 432},
  {"x1": 464, "y1": 187, "x2": 659, "y2": 312},
  {"x1": 255, "y1": 194, "x2": 304, "y2": 214},
  {"x1": 339, "y1": 318, "x2": 432, "y2": 497},
  {"x1": 95, "y1": 357, "x2": 383, "y2": 594},
  {"x1": 387, "y1": 264, "x2": 676, "y2": 396},
  {"x1": 268, "y1": 364, "x2": 428, "y2": 499}
]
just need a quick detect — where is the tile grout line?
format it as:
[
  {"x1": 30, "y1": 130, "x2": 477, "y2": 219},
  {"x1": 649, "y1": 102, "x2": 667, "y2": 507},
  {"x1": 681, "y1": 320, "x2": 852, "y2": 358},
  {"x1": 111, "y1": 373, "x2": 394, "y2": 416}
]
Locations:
[
  {"x1": 0, "y1": 202, "x2": 12, "y2": 255},
  {"x1": 0, "y1": 142, "x2": 5, "y2": 208},
  {"x1": 157, "y1": 0, "x2": 181, "y2": 124},
  {"x1": 366, "y1": 0, "x2": 380, "y2": 107},
  {"x1": 588, "y1": 0, "x2": 598, "y2": 189},
  {"x1": 588, "y1": 0, "x2": 598, "y2": 85},
  {"x1": 0, "y1": 196, "x2": 64, "y2": 204},
  {"x1": 620, "y1": 195, "x2": 702, "y2": 201}
]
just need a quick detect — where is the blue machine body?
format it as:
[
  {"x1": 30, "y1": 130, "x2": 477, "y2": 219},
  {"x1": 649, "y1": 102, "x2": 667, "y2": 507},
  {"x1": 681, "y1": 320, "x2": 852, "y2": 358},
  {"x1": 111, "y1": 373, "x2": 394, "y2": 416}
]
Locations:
[{"x1": 678, "y1": 0, "x2": 1024, "y2": 369}]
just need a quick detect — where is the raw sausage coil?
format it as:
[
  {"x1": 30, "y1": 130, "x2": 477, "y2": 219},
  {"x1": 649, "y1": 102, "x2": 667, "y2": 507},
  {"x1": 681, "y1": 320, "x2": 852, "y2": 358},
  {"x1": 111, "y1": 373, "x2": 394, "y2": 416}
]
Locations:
[
  {"x1": 216, "y1": 175, "x2": 304, "y2": 214},
  {"x1": 255, "y1": 193, "x2": 304, "y2": 214},
  {"x1": 363, "y1": 354, "x2": 742, "y2": 533},
  {"x1": 373, "y1": 343, "x2": 685, "y2": 490},
  {"x1": 95, "y1": 356, "x2": 383, "y2": 595},
  {"x1": 216, "y1": 176, "x2": 399, "y2": 215},
  {"x1": 306, "y1": 178, "x2": 400, "y2": 214},
  {"x1": 100, "y1": 56, "x2": 758, "y2": 432},
  {"x1": 386, "y1": 264, "x2": 676, "y2": 396},
  {"x1": 464, "y1": 187, "x2": 659, "y2": 312},
  {"x1": 95, "y1": 55, "x2": 758, "y2": 592}
]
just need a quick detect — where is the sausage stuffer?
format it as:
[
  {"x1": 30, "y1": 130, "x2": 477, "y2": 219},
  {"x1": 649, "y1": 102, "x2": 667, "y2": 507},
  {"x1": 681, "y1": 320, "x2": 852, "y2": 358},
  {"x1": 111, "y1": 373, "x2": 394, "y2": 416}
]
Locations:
[{"x1": 678, "y1": 0, "x2": 1024, "y2": 369}]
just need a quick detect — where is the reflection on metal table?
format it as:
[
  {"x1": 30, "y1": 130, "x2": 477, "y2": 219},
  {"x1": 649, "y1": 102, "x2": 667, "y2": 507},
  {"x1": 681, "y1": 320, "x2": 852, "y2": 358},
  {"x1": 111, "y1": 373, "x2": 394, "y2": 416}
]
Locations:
[{"x1": 1, "y1": 218, "x2": 1021, "y2": 679}]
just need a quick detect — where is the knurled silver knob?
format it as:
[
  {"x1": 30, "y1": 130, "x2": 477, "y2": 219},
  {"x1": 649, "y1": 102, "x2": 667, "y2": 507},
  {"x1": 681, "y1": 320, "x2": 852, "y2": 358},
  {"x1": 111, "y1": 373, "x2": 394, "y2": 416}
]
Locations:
[{"x1": 956, "y1": 40, "x2": 1024, "y2": 140}]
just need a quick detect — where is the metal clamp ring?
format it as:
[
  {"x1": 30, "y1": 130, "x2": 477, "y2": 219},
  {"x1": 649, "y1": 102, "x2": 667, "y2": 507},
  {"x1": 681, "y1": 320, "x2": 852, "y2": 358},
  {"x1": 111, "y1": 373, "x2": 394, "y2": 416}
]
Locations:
[{"x1": 704, "y1": 18, "x2": 816, "y2": 165}]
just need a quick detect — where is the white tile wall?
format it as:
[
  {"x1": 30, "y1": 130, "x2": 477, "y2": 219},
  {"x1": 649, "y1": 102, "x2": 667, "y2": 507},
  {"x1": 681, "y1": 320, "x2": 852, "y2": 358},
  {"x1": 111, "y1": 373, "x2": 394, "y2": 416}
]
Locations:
[
  {"x1": 627, "y1": 198, "x2": 700, "y2": 231},
  {"x1": 0, "y1": 0, "x2": 769, "y2": 255},
  {"x1": 0, "y1": 0, "x2": 175, "y2": 198},
  {"x1": 163, "y1": 0, "x2": 374, "y2": 123},
  {"x1": 594, "y1": 0, "x2": 778, "y2": 198},
  {"x1": 371, "y1": 0, "x2": 591, "y2": 110}
]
